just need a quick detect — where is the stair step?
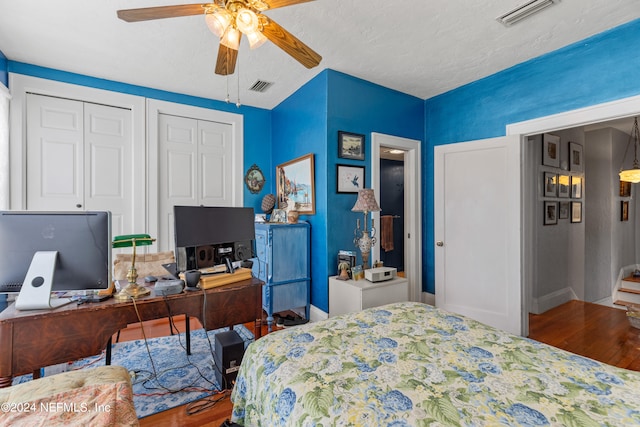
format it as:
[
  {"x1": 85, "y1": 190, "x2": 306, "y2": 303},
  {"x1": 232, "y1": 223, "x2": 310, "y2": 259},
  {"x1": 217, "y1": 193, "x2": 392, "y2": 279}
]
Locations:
[
  {"x1": 621, "y1": 280, "x2": 640, "y2": 291},
  {"x1": 614, "y1": 300, "x2": 637, "y2": 308},
  {"x1": 620, "y1": 287, "x2": 640, "y2": 295}
]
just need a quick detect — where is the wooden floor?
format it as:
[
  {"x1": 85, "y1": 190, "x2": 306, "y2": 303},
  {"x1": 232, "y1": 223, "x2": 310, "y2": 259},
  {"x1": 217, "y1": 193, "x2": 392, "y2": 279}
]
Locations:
[{"x1": 118, "y1": 300, "x2": 640, "y2": 426}]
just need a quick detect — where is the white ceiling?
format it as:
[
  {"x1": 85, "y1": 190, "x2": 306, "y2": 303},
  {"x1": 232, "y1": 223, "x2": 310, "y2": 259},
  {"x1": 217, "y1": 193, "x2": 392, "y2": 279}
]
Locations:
[{"x1": 0, "y1": 0, "x2": 639, "y2": 111}]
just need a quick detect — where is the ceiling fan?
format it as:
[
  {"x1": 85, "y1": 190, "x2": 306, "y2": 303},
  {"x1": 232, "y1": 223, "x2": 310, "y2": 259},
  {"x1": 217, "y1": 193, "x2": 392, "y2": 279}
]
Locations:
[{"x1": 117, "y1": 0, "x2": 322, "y2": 76}]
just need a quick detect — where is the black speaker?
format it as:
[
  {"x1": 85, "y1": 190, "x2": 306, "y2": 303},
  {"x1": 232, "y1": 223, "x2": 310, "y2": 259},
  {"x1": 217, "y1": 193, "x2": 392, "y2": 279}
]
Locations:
[
  {"x1": 214, "y1": 330, "x2": 245, "y2": 390},
  {"x1": 234, "y1": 241, "x2": 252, "y2": 261}
]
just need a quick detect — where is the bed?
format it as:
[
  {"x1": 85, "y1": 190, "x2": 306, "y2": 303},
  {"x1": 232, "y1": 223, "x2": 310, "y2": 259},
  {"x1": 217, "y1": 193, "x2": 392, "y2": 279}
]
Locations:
[{"x1": 231, "y1": 301, "x2": 640, "y2": 426}]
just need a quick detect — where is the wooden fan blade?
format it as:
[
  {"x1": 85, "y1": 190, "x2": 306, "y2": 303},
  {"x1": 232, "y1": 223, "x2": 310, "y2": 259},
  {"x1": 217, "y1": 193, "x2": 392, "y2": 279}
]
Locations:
[
  {"x1": 261, "y1": 17, "x2": 321, "y2": 69},
  {"x1": 215, "y1": 45, "x2": 238, "y2": 75},
  {"x1": 117, "y1": 4, "x2": 207, "y2": 22},
  {"x1": 261, "y1": 0, "x2": 315, "y2": 11}
]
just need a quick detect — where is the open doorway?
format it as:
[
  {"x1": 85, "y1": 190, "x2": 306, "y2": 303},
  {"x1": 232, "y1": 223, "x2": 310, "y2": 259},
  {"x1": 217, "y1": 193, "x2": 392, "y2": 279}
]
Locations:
[
  {"x1": 371, "y1": 133, "x2": 422, "y2": 302},
  {"x1": 378, "y1": 147, "x2": 405, "y2": 276}
]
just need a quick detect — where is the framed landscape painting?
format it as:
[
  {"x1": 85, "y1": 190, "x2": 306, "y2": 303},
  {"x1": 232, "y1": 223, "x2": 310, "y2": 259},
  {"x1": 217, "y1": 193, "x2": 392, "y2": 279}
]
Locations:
[{"x1": 276, "y1": 153, "x2": 316, "y2": 214}]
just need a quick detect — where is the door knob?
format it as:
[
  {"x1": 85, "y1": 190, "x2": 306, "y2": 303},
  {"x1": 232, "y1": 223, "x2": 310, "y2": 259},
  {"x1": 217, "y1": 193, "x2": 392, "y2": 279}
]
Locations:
[
  {"x1": 76, "y1": 204, "x2": 82, "y2": 208},
  {"x1": 436, "y1": 241, "x2": 444, "y2": 247}
]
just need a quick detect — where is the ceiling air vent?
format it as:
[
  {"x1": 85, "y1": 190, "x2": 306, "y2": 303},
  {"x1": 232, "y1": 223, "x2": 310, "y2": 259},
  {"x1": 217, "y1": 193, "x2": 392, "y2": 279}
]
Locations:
[
  {"x1": 497, "y1": 0, "x2": 558, "y2": 26},
  {"x1": 249, "y1": 80, "x2": 274, "y2": 93}
]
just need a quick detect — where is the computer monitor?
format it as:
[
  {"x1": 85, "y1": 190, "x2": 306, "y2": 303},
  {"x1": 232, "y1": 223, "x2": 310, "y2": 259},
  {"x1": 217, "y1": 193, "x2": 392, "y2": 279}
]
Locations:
[
  {"x1": 173, "y1": 206, "x2": 255, "y2": 272},
  {"x1": 0, "y1": 211, "x2": 112, "y2": 310}
]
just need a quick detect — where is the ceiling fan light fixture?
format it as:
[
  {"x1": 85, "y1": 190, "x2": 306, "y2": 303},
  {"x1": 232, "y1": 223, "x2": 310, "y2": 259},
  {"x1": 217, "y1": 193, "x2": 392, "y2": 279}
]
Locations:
[
  {"x1": 205, "y1": 8, "x2": 232, "y2": 37},
  {"x1": 246, "y1": 30, "x2": 267, "y2": 49},
  {"x1": 220, "y1": 26, "x2": 241, "y2": 50},
  {"x1": 236, "y1": 8, "x2": 259, "y2": 34}
]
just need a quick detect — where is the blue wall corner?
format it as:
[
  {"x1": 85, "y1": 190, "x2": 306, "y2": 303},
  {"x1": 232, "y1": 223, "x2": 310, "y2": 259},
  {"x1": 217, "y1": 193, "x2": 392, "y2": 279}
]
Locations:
[{"x1": 0, "y1": 50, "x2": 8, "y2": 88}]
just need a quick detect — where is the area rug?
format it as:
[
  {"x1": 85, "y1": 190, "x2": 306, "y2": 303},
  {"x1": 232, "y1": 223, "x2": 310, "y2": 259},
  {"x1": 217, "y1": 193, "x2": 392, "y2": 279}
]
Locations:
[{"x1": 13, "y1": 325, "x2": 254, "y2": 418}]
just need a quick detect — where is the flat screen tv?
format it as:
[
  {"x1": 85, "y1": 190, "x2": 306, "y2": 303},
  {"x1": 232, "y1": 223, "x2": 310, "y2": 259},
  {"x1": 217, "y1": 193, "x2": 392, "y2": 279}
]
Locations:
[
  {"x1": 0, "y1": 211, "x2": 112, "y2": 310},
  {"x1": 173, "y1": 206, "x2": 255, "y2": 272}
]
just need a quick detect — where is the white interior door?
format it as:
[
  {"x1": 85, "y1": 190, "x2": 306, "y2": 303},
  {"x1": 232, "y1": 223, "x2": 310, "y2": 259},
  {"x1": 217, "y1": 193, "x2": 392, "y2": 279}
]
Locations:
[
  {"x1": 435, "y1": 135, "x2": 522, "y2": 335},
  {"x1": 26, "y1": 94, "x2": 133, "y2": 238},
  {"x1": 157, "y1": 113, "x2": 234, "y2": 251}
]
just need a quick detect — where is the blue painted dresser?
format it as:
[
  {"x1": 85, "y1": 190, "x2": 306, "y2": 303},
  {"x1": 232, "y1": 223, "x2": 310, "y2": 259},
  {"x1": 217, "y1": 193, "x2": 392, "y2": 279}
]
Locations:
[{"x1": 252, "y1": 221, "x2": 311, "y2": 330}]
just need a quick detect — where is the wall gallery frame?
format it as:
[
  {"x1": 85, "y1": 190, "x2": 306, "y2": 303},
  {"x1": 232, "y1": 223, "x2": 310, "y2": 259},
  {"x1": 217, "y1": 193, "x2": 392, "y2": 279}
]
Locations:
[
  {"x1": 337, "y1": 164, "x2": 365, "y2": 193},
  {"x1": 569, "y1": 142, "x2": 584, "y2": 172},
  {"x1": 338, "y1": 131, "x2": 365, "y2": 160},
  {"x1": 620, "y1": 180, "x2": 631, "y2": 197},
  {"x1": 544, "y1": 201, "x2": 558, "y2": 225},
  {"x1": 571, "y1": 176, "x2": 583, "y2": 199},
  {"x1": 544, "y1": 172, "x2": 557, "y2": 197},
  {"x1": 542, "y1": 133, "x2": 560, "y2": 167},
  {"x1": 571, "y1": 201, "x2": 582, "y2": 223},
  {"x1": 558, "y1": 175, "x2": 570, "y2": 198},
  {"x1": 559, "y1": 201, "x2": 570, "y2": 219},
  {"x1": 622, "y1": 200, "x2": 630, "y2": 222},
  {"x1": 276, "y1": 153, "x2": 316, "y2": 214}
]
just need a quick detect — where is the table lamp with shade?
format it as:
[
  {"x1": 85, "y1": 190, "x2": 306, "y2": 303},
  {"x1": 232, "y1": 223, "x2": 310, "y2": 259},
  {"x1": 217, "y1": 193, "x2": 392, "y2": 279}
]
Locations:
[
  {"x1": 352, "y1": 188, "x2": 381, "y2": 270},
  {"x1": 112, "y1": 234, "x2": 155, "y2": 301}
]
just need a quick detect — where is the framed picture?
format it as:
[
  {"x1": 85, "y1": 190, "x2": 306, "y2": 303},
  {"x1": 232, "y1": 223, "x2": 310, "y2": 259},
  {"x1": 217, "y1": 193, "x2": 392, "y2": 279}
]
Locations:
[
  {"x1": 620, "y1": 180, "x2": 631, "y2": 197},
  {"x1": 621, "y1": 200, "x2": 630, "y2": 222},
  {"x1": 270, "y1": 208, "x2": 287, "y2": 223},
  {"x1": 559, "y1": 201, "x2": 570, "y2": 219},
  {"x1": 544, "y1": 201, "x2": 557, "y2": 225},
  {"x1": 571, "y1": 201, "x2": 582, "y2": 223},
  {"x1": 244, "y1": 164, "x2": 265, "y2": 194},
  {"x1": 558, "y1": 175, "x2": 570, "y2": 198},
  {"x1": 543, "y1": 172, "x2": 557, "y2": 197},
  {"x1": 337, "y1": 164, "x2": 365, "y2": 193},
  {"x1": 542, "y1": 133, "x2": 560, "y2": 167},
  {"x1": 569, "y1": 142, "x2": 584, "y2": 172},
  {"x1": 338, "y1": 131, "x2": 365, "y2": 160},
  {"x1": 571, "y1": 176, "x2": 583, "y2": 199},
  {"x1": 276, "y1": 153, "x2": 316, "y2": 214}
]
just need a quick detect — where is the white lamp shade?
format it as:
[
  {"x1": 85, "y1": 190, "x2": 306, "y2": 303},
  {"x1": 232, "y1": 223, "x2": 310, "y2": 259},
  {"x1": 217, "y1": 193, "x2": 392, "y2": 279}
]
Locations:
[
  {"x1": 205, "y1": 9, "x2": 232, "y2": 38},
  {"x1": 246, "y1": 30, "x2": 267, "y2": 49},
  {"x1": 220, "y1": 26, "x2": 241, "y2": 50},
  {"x1": 236, "y1": 8, "x2": 259, "y2": 34}
]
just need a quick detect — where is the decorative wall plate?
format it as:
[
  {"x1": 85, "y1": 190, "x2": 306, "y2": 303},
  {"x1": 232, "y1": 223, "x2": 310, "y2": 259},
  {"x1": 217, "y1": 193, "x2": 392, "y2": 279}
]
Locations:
[{"x1": 245, "y1": 164, "x2": 266, "y2": 194}]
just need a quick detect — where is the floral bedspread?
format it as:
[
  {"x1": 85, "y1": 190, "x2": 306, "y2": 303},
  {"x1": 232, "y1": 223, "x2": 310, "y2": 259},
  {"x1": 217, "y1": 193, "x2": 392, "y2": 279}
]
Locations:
[{"x1": 231, "y1": 302, "x2": 640, "y2": 426}]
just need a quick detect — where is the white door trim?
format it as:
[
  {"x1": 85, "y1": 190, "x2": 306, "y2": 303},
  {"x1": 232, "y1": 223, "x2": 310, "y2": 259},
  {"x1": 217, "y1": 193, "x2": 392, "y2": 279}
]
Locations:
[
  {"x1": 146, "y1": 98, "x2": 244, "y2": 244},
  {"x1": 8, "y1": 73, "x2": 146, "y2": 231},
  {"x1": 371, "y1": 133, "x2": 422, "y2": 302}
]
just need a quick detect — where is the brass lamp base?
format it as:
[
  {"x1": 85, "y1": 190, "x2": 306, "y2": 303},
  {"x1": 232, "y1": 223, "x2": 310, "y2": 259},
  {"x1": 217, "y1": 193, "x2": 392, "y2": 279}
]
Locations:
[
  {"x1": 114, "y1": 265, "x2": 150, "y2": 301},
  {"x1": 114, "y1": 283, "x2": 151, "y2": 301}
]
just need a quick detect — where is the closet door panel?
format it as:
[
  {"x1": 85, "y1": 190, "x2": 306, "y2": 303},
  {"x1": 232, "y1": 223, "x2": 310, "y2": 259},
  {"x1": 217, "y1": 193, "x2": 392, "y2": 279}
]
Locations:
[{"x1": 26, "y1": 94, "x2": 84, "y2": 211}]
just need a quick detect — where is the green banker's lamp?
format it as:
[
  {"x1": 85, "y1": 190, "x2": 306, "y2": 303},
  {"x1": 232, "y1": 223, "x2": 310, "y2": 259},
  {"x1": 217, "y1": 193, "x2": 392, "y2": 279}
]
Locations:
[{"x1": 112, "y1": 234, "x2": 155, "y2": 301}]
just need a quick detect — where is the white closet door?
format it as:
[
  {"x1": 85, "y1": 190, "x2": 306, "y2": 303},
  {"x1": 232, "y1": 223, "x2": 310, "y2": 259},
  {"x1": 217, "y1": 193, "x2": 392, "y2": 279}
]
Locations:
[
  {"x1": 157, "y1": 113, "x2": 234, "y2": 251},
  {"x1": 26, "y1": 93, "x2": 134, "y2": 238},
  {"x1": 83, "y1": 102, "x2": 133, "y2": 238},
  {"x1": 199, "y1": 119, "x2": 233, "y2": 205},
  {"x1": 27, "y1": 94, "x2": 84, "y2": 211}
]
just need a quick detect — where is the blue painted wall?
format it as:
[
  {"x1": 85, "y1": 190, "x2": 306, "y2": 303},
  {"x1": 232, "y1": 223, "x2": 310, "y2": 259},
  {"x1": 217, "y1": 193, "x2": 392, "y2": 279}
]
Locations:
[
  {"x1": 0, "y1": 50, "x2": 7, "y2": 88},
  {"x1": 6, "y1": 62, "x2": 273, "y2": 212},
  {"x1": 272, "y1": 70, "x2": 423, "y2": 312},
  {"x1": 422, "y1": 18, "x2": 640, "y2": 293}
]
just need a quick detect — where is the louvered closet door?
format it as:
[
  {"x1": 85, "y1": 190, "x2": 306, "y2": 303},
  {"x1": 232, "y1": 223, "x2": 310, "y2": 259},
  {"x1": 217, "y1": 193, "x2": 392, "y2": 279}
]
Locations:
[
  {"x1": 157, "y1": 113, "x2": 233, "y2": 251},
  {"x1": 26, "y1": 93, "x2": 133, "y2": 238}
]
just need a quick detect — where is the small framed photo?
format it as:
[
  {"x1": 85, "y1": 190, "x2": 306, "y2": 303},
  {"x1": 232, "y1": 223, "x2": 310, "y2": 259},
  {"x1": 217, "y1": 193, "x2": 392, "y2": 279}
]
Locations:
[
  {"x1": 543, "y1": 172, "x2": 557, "y2": 197},
  {"x1": 569, "y1": 142, "x2": 584, "y2": 172},
  {"x1": 337, "y1": 164, "x2": 365, "y2": 193},
  {"x1": 338, "y1": 131, "x2": 365, "y2": 160},
  {"x1": 544, "y1": 201, "x2": 558, "y2": 225},
  {"x1": 571, "y1": 176, "x2": 583, "y2": 199},
  {"x1": 542, "y1": 133, "x2": 560, "y2": 167},
  {"x1": 571, "y1": 201, "x2": 582, "y2": 223},
  {"x1": 558, "y1": 175, "x2": 570, "y2": 198},
  {"x1": 559, "y1": 201, "x2": 570, "y2": 219},
  {"x1": 621, "y1": 200, "x2": 630, "y2": 222},
  {"x1": 620, "y1": 180, "x2": 631, "y2": 197},
  {"x1": 270, "y1": 208, "x2": 287, "y2": 223}
]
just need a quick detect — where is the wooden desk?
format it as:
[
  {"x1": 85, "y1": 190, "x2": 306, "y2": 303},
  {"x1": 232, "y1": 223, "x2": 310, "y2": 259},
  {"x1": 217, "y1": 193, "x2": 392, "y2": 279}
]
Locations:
[{"x1": 0, "y1": 278, "x2": 262, "y2": 388}]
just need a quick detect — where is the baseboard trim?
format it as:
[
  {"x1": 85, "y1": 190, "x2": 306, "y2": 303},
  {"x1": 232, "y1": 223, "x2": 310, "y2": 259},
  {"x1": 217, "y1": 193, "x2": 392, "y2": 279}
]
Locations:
[
  {"x1": 309, "y1": 305, "x2": 328, "y2": 323},
  {"x1": 531, "y1": 287, "x2": 577, "y2": 314},
  {"x1": 422, "y1": 292, "x2": 435, "y2": 306}
]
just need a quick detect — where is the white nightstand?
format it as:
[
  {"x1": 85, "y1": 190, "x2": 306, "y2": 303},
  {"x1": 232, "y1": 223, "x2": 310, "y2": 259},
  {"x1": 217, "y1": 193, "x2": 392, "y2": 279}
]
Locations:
[{"x1": 329, "y1": 275, "x2": 410, "y2": 317}]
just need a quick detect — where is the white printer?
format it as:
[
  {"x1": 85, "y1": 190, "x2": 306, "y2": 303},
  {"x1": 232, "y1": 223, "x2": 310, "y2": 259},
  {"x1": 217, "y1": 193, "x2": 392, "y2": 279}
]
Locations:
[{"x1": 365, "y1": 267, "x2": 397, "y2": 282}]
